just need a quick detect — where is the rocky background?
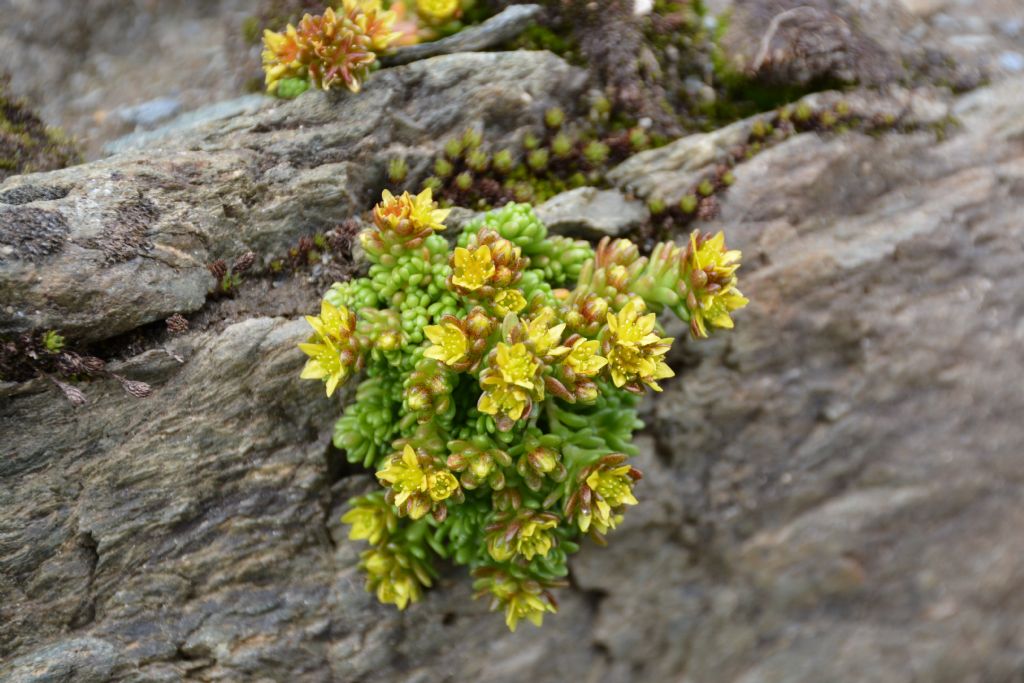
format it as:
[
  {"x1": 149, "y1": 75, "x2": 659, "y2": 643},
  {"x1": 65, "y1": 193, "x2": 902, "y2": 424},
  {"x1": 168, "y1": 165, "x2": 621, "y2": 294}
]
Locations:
[{"x1": 2, "y1": 0, "x2": 1024, "y2": 681}]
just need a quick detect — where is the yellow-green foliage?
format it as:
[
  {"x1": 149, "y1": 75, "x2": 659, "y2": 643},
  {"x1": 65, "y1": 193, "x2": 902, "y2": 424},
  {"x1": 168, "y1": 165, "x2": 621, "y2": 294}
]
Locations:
[{"x1": 300, "y1": 190, "x2": 748, "y2": 630}]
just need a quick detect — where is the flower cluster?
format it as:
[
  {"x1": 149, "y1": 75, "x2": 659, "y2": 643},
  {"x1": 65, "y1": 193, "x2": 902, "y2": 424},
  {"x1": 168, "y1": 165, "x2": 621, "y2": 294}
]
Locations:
[
  {"x1": 301, "y1": 191, "x2": 748, "y2": 630},
  {"x1": 262, "y1": 1, "x2": 399, "y2": 96}
]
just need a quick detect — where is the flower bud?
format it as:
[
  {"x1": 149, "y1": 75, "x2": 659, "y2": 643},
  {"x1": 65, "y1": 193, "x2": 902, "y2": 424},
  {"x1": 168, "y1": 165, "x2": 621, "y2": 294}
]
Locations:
[
  {"x1": 528, "y1": 447, "x2": 558, "y2": 474},
  {"x1": 575, "y1": 378, "x2": 600, "y2": 403},
  {"x1": 465, "y1": 307, "x2": 495, "y2": 338},
  {"x1": 580, "y1": 294, "x2": 609, "y2": 323}
]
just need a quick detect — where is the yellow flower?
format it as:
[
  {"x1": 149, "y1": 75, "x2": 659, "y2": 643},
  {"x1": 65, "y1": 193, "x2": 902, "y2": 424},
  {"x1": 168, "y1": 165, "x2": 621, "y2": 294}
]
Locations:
[
  {"x1": 564, "y1": 455, "x2": 641, "y2": 535},
  {"x1": 375, "y1": 188, "x2": 451, "y2": 234},
  {"x1": 562, "y1": 339, "x2": 607, "y2": 377},
  {"x1": 504, "y1": 591, "x2": 557, "y2": 632},
  {"x1": 605, "y1": 298, "x2": 674, "y2": 392},
  {"x1": 426, "y1": 470, "x2": 459, "y2": 501},
  {"x1": 306, "y1": 300, "x2": 354, "y2": 344},
  {"x1": 299, "y1": 336, "x2": 347, "y2": 396},
  {"x1": 585, "y1": 465, "x2": 639, "y2": 532},
  {"x1": 493, "y1": 342, "x2": 540, "y2": 390},
  {"x1": 416, "y1": 0, "x2": 460, "y2": 23},
  {"x1": 451, "y1": 245, "x2": 495, "y2": 291},
  {"x1": 343, "y1": 0, "x2": 401, "y2": 53},
  {"x1": 262, "y1": 2, "x2": 399, "y2": 94},
  {"x1": 493, "y1": 288, "x2": 527, "y2": 316},
  {"x1": 299, "y1": 301, "x2": 359, "y2": 397},
  {"x1": 423, "y1": 321, "x2": 468, "y2": 366},
  {"x1": 606, "y1": 297, "x2": 659, "y2": 347},
  {"x1": 477, "y1": 381, "x2": 531, "y2": 422},
  {"x1": 361, "y1": 547, "x2": 431, "y2": 610},
  {"x1": 525, "y1": 307, "x2": 567, "y2": 357},
  {"x1": 261, "y1": 26, "x2": 303, "y2": 92},
  {"x1": 376, "y1": 445, "x2": 459, "y2": 519},
  {"x1": 486, "y1": 512, "x2": 559, "y2": 562},
  {"x1": 341, "y1": 497, "x2": 395, "y2": 546},
  {"x1": 376, "y1": 445, "x2": 427, "y2": 508},
  {"x1": 686, "y1": 231, "x2": 749, "y2": 338},
  {"x1": 477, "y1": 342, "x2": 544, "y2": 424},
  {"x1": 473, "y1": 570, "x2": 561, "y2": 632}
]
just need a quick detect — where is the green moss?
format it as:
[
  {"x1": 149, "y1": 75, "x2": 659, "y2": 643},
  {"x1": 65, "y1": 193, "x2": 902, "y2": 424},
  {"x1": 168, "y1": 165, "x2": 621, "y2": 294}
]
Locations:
[{"x1": 0, "y1": 75, "x2": 80, "y2": 181}]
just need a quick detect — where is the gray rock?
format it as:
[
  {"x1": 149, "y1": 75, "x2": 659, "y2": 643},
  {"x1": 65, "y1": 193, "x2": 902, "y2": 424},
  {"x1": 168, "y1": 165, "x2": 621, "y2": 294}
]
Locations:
[
  {"x1": 607, "y1": 86, "x2": 951, "y2": 205},
  {"x1": 717, "y1": 0, "x2": 983, "y2": 89},
  {"x1": 4, "y1": 637, "x2": 126, "y2": 683},
  {"x1": 718, "y1": 0, "x2": 908, "y2": 85},
  {"x1": 2, "y1": 6, "x2": 1024, "y2": 679},
  {"x1": 381, "y1": 4, "x2": 544, "y2": 67},
  {"x1": 636, "y1": 76, "x2": 1024, "y2": 683},
  {"x1": 103, "y1": 95, "x2": 267, "y2": 157},
  {"x1": 0, "y1": 51, "x2": 587, "y2": 342},
  {"x1": 997, "y1": 51, "x2": 1024, "y2": 73},
  {"x1": 607, "y1": 115, "x2": 754, "y2": 205},
  {"x1": 113, "y1": 97, "x2": 183, "y2": 129},
  {"x1": 535, "y1": 186, "x2": 649, "y2": 239},
  {"x1": 3, "y1": 75, "x2": 1023, "y2": 682},
  {"x1": 0, "y1": 0, "x2": 256, "y2": 159}
]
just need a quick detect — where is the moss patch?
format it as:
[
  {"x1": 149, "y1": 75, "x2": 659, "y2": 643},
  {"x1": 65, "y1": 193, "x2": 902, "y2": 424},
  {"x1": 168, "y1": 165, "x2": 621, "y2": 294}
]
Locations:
[{"x1": 0, "y1": 75, "x2": 79, "y2": 182}]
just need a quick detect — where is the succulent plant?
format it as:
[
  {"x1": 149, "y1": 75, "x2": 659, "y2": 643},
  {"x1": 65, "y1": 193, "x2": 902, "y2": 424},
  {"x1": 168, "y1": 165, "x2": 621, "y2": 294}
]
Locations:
[{"x1": 304, "y1": 192, "x2": 748, "y2": 630}]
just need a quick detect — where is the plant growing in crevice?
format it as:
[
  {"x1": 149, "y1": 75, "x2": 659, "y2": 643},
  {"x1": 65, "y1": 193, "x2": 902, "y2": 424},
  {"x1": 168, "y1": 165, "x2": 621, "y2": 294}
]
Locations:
[
  {"x1": 631, "y1": 94, "x2": 951, "y2": 248},
  {"x1": 266, "y1": 220, "x2": 363, "y2": 286},
  {"x1": 208, "y1": 251, "x2": 257, "y2": 299},
  {"x1": 299, "y1": 189, "x2": 748, "y2": 629},
  {"x1": 391, "y1": 104, "x2": 660, "y2": 211},
  {"x1": 0, "y1": 331, "x2": 152, "y2": 405}
]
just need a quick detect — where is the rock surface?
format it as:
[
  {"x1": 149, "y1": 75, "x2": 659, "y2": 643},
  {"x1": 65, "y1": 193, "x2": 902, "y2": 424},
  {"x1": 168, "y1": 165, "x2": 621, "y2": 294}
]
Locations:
[
  {"x1": 3, "y1": 28, "x2": 1024, "y2": 683},
  {"x1": 536, "y1": 186, "x2": 649, "y2": 239},
  {"x1": 381, "y1": 4, "x2": 544, "y2": 67},
  {"x1": 607, "y1": 85, "x2": 952, "y2": 204},
  {"x1": 0, "y1": 51, "x2": 587, "y2": 341},
  {"x1": 718, "y1": 0, "x2": 985, "y2": 90},
  {"x1": 0, "y1": 0, "x2": 255, "y2": 159},
  {"x1": 590, "y1": 74, "x2": 1024, "y2": 683}
]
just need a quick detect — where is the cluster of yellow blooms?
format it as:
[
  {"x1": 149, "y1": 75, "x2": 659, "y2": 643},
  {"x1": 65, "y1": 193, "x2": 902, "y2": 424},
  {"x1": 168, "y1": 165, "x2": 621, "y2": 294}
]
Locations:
[
  {"x1": 261, "y1": 0, "x2": 472, "y2": 96},
  {"x1": 262, "y1": 1, "x2": 400, "y2": 94},
  {"x1": 301, "y1": 188, "x2": 748, "y2": 630},
  {"x1": 377, "y1": 444, "x2": 462, "y2": 520}
]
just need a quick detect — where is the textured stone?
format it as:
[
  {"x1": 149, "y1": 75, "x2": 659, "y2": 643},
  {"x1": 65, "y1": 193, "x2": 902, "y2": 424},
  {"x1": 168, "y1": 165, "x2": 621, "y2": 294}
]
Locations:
[
  {"x1": 2, "y1": 75, "x2": 1023, "y2": 682},
  {"x1": 2, "y1": 5, "x2": 1024, "y2": 680},
  {"x1": 381, "y1": 4, "x2": 544, "y2": 67},
  {"x1": 103, "y1": 95, "x2": 267, "y2": 157},
  {"x1": 720, "y1": 0, "x2": 904, "y2": 85},
  {"x1": 0, "y1": 0, "x2": 255, "y2": 159},
  {"x1": 718, "y1": 0, "x2": 984, "y2": 90},
  {"x1": 608, "y1": 86, "x2": 951, "y2": 205},
  {"x1": 535, "y1": 186, "x2": 649, "y2": 239},
  {"x1": 635, "y1": 75, "x2": 1024, "y2": 683},
  {"x1": 0, "y1": 51, "x2": 587, "y2": 342}
]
